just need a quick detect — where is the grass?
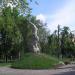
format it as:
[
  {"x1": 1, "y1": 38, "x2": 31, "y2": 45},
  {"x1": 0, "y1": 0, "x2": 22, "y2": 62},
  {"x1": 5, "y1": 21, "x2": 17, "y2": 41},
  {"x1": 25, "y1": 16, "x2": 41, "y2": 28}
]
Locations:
[
  {"x1": 0, "y1": 63, "x2": 11, "y2": 67},
  {"x1": 11, "y1": 53, "x2": 59, "y2": 69}
]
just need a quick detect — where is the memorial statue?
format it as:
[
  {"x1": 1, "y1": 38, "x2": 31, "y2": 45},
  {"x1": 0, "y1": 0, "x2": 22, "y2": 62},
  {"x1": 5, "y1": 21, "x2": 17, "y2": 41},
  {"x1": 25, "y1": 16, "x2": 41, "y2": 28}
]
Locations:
[{"x1": 30, "y1": 22, "x2": 40, "y2": 53}]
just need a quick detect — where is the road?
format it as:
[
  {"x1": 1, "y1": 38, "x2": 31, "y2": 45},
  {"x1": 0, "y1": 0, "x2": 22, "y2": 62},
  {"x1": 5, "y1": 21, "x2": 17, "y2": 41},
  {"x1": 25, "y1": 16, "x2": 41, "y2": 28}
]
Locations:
[{"x1": 0, "y1": 64, "x2": 75, "y2": 75}]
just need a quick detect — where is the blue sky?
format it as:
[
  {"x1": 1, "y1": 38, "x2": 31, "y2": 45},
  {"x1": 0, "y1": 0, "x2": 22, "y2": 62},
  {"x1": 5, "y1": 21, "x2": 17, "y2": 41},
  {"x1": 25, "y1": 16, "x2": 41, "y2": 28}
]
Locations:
[{"x1": 29, "y1": 0, "x2": 75, "y2": 33}]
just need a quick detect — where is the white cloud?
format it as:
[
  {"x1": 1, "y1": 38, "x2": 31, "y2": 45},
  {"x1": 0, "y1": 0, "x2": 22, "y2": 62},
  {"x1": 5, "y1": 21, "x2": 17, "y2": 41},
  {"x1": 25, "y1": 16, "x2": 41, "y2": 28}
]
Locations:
[
  {"x1": 36, "y1": 14, "x2": 46, "y2": 23},
  {"x1": 47, "y1": 0, "x2": 75, "y2": 32},
  {"x1": 51, "y1": 1, "x2": 75, "y2": 25}
]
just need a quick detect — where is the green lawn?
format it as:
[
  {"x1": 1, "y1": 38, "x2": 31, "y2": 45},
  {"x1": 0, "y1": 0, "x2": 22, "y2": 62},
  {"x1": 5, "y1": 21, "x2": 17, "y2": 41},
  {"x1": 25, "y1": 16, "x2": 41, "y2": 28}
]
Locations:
[{"x1": 11, "y1": 53, "x2": 59, "y2": 69}]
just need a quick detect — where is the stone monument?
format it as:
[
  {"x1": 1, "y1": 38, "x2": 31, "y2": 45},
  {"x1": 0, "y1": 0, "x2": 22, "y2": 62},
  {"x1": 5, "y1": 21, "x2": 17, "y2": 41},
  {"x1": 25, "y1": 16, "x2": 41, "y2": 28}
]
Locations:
[{"x1": 29, "y1": 22, "x2": 40, "y2": 53}]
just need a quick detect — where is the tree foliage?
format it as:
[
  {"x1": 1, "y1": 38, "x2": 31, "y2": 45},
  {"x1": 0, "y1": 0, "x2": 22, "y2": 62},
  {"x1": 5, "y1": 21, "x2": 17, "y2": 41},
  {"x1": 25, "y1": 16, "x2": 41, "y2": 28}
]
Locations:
[
  {"x1": 47, "y1": 26, "x2": 75, "y2": 58},
  {"x1": 0, "y1": 7, "x2": 23, "y2": 62}
]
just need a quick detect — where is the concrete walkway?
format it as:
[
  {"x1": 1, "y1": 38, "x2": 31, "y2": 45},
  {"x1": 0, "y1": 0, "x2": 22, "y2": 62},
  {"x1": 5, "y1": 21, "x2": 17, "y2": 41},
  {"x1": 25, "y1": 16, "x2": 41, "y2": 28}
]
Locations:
[{"x1": 0, "y1": 64, "x2": 75, "y2": 75}]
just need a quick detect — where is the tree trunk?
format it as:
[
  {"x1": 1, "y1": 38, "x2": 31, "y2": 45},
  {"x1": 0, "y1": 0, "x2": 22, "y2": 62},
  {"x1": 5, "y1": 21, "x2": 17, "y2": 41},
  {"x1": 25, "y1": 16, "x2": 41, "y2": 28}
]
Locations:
[{"x1": 5, "y1": 54, "x2": 8, "y2": 63}]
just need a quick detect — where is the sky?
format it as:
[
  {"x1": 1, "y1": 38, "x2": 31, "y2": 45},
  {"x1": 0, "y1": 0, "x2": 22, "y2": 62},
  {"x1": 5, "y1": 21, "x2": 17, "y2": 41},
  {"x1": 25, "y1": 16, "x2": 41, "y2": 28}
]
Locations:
[{"x1": 29, "y1": 0, "x2": 75, "y2": 33}]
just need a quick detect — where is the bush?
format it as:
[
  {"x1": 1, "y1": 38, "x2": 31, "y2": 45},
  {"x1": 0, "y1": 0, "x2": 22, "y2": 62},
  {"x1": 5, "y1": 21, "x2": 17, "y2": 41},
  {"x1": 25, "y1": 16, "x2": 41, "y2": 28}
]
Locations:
[{"x1": 11, "y1": 53, "x2": 59, "y2": 69}]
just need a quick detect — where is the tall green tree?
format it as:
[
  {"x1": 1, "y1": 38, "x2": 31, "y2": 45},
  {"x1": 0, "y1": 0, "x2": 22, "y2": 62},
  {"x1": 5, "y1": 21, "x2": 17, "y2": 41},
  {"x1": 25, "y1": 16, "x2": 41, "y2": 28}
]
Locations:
[{"x1": 0, "y1": 7, "x2": 23, "y2": 62}]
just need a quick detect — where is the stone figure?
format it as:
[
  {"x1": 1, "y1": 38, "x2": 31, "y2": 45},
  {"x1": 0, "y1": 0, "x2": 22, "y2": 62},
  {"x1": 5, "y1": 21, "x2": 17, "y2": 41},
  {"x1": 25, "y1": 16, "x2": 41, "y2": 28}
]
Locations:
[{"x1": 30, "y1": 22, "x2": 40, "y2": 53}]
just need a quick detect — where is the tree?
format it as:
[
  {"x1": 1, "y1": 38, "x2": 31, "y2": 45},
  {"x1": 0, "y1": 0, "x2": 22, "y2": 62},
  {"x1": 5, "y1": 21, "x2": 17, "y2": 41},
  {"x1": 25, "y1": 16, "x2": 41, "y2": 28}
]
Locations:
[
  {"x1": 0, "y1": 0, "x2": 31, "y2": 15},
  {"x1": 60, "y1": 26, "x2": 75, "y2": 58},
  {"x1": 47, "y1": 30, "x2": 58, "y2": 56},
  {"x1": 0, "y1": 7, "x2": 23, "y2": 62}
]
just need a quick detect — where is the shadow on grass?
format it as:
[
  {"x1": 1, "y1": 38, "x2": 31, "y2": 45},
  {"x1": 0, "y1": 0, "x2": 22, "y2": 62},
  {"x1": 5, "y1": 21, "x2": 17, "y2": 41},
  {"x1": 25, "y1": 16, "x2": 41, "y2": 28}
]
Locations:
[{"x1": 0, "y1": 60, "x2": 15, "y2": 67}]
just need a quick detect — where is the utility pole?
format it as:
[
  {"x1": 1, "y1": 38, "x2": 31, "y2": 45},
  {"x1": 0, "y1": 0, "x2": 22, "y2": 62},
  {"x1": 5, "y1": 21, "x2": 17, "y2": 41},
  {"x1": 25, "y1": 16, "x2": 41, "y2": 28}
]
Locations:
[{"x1": 57, "y1": 25, "x2": 61, "y2": 59}]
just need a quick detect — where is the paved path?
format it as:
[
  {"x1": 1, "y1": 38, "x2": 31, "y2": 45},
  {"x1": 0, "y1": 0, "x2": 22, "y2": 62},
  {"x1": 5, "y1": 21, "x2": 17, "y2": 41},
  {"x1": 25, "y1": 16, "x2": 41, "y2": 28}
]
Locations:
[{"x1": 0, "y1": 64, "x2": 75, "y2": 75}]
